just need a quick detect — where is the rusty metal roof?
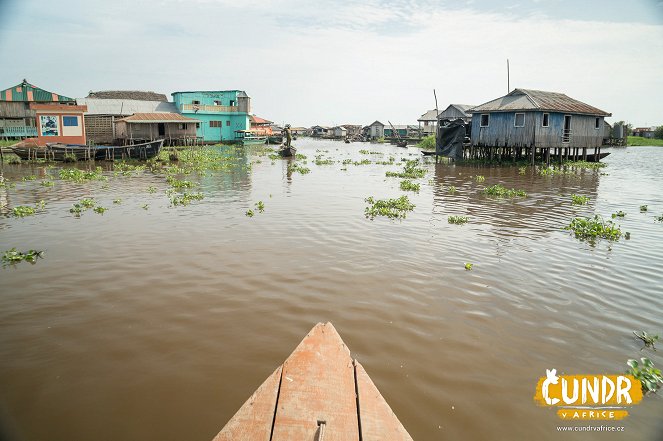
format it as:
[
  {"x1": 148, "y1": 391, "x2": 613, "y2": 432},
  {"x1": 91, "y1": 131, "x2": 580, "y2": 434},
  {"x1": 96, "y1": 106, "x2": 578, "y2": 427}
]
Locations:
[
  {"x1": 116, "y1": 113, "x2": 199, "y2": 123},
  {"x1": 468, "y1": 89, "x2": 611, "y2": 116},
  {"x1": 87, "y1": 90, "x2": 167, "y2": 101}
]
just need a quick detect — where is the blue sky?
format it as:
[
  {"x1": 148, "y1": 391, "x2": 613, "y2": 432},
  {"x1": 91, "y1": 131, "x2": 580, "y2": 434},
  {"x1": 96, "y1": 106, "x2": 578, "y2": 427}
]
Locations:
[{"x1": 0, "y1": 0, "x2": 661, "y2": 127}]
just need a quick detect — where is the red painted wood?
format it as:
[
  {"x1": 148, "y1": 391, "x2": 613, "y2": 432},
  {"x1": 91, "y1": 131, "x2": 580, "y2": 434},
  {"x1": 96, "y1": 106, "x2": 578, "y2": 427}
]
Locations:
[
  {"x1": 211, "y1": 366, "x2": 282, "y2": 441},
  {"x1": 271, "y1": 322, "x2": 359, "y2": 441},
  {"x1": 355, "y1": 361, "x2": 413, "y2": 441}
]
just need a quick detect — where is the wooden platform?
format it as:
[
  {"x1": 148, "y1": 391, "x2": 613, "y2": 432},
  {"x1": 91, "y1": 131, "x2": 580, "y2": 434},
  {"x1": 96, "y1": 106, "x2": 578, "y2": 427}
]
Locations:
[{"x1": 212, "y1": 322, "x2": 413, "y2": 441}]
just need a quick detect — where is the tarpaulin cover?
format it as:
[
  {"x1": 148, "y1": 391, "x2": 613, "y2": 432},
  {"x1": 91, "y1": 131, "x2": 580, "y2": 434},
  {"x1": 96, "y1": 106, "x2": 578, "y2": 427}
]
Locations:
[{"x1": 436, "y1": 121, "x2": 466, "y2": 160}]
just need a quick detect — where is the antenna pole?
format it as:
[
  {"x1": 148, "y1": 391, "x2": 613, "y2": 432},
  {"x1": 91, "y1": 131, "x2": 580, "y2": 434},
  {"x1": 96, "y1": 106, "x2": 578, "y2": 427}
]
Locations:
[{"x1": 507, "y1": 59, "x2": 510, "y2": 93}]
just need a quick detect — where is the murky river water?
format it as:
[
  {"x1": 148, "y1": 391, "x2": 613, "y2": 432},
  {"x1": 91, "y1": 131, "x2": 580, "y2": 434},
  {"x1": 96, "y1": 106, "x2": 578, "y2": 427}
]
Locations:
[{"x1": 1, "y1": 141, "x2": 662, "y2": 440}]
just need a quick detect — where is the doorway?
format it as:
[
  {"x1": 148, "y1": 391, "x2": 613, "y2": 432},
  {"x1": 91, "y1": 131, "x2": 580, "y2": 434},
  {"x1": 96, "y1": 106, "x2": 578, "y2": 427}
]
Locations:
[
  {"x1": 562, "y1": 115, "x2": 571, "y2": 143},
  {"x1": 158, "y1": 123, "x2": 165, "y2": 136}
]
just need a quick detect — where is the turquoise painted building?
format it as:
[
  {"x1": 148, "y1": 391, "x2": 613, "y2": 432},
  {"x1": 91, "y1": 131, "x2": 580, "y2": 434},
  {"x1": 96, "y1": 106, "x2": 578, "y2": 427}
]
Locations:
[{"x1": 171, "y1": 90, "x2": 251, "y2": 142}]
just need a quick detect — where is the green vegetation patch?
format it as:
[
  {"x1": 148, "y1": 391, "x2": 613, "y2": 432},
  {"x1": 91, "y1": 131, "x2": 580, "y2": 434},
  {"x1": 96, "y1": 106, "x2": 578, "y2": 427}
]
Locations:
[
  {"x1": 386, "y1": 160, "x2": 426, "y2": 179},
  {"x1": 399, "y1": 180, "x2": 420, "y2": 192},
  {"x1": 287, "y1": 163, "x2": 311, "y2": 175},
  {"x1": 2, "y1": 248, "x2": 44, "y2": 265},
  {"x1": 484, "y1": 184, "x2": 526, "y2": 198},
  {"x1": 418, "y1": 135, "x2": 435, "y2": 150},
  {"x1": 59, "y1": 167, "x2": 106, "y2": 182},
  {"x1": 564, "y1": 215, "x2": 622, "y2": 243},
  {"x1": 571, "y1": 194, "x2": 590, "y2": 205},
  {"x1": 626, "y1": 358, "x2": 662, "y2": 394},
  {"x1": 364, "y1": 195, "x2": 415, "y2": 220},
  {"x1": 170, "y1": 192, "x2": 204, "y2": 206},
  {"x1": 448, "y1": 216, "x2": 469, "y2": 224}
]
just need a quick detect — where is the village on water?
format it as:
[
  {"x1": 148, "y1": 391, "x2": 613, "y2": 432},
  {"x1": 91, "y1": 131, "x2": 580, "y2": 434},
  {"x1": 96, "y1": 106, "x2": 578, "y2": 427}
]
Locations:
[
  {"x1": 1, "y1": 0, "x2": 662, "y2": 439},
  {"x1": 0, "y1": 78, "x2": 631, "y2": 162}
]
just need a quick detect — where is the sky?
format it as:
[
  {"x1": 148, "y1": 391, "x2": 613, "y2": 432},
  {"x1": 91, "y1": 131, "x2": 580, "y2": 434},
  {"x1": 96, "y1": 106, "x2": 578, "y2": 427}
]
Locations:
[{"x1": 0, "y1": 0, "x2": 662, "y2": 127}]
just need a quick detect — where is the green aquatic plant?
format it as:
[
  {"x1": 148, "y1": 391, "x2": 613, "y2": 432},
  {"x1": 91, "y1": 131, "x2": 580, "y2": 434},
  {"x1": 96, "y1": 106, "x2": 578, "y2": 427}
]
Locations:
[
  {"x1": 564, "y1": 160, "x2": 607, "y2": 169},
  {"x1": 484, "y1": 184, "x2": 527, "y2": 198},
  {"x1": 612, "y1": 211, "x2": 626, "y2": 218},
  {"x1": 640, "y1": 205, "x2": 648, "y2": 212},
  {"x1": 314, "y1": 158, "x2": 334, "y2": 165},
  {"x1": 166, "y1": 176, "x2": 196, "y2": 189},
  {"x1": 399, "y1": 180, "x2": 420, "y2": 192},
  {"x1": 418, "y1": 134, "x2": 435, "y2": 150},
  {"x1": 385, "y1": 160, "x2": 426, "y2": 179},
  {"x1": 359, "y1": 149, "x2": 370, "y2": 154},
  {"x1": 170, "y1": 192, "x2": 204, "y2": 206},
  {"x1": 571, "y1": 194, "x2": 590, "y2": 205},
  {"x1": 8, "y1": 157, "x2": 21, "y2": 165},
  {"x1": 633, "y1": 331, "x2": 659, "y2": 351},
  {"x1": 352, "y1": 159, "x2": 371, "y2": 166},
  {"x1": 22, "y1": 175, "x2": 37, "y2": 181},
  {"x1": 255, "y1": 201, "x2": 265, "y2": 213},
  {"x1": 113, "y1": 199, "x2": 122, "y2": 204},
  {"x1": 59, "y1": 167, "x2": 106, "y2": 182},
  {"x1": 142, "y1": 204, "x2": 149, "y2": 210},
  {"x1": 287, "y1": 163, "x2": 311, "y2": 175},
  {"x1": 655, "y1": 214, "x2": 663, "y2": 222},
  {"x1": 147, "y1": 186, "x2": 157, "y2": 193},
  {"x1": 63, "y1": 153, "x2": 77, "y2": 163},
  {"x1": 448, "y1": 186, "x2": 457, "y2": 194},
  {"x1": 475, "y1": 175, "x2": 485, "y2": 183},
  {"x1": 40, "y1": 180, "x2": 54, "y2": 187},
  {"x1": 2, "y1": 248, "x2": 43, "y2": 265},
  {"x1": 518, "y1": 166, "x2": 527, "y2": 175},
  {"x1": 80, "y1": 198, "x2": 96, "y2": 209},
  {"x1": 448, "y1": 216, "x2": 469, "y2": 224},
  {"x1": 93, "y1": 206, "x2": 107, "y2": 215},
  {"x1": 626, "y1": 358, "x2": 662, "y2": 394},
  {"x1": 364, "y1": 195, "x2": 415, "y2": 220},
  {"x1": 69, "y1": 204, "x2": 84, "y2": 216},
  {"x1": 564, "y1": 215, "x2": 622, "y2": 243},
  {"x1": 12, "y1": 206, "x2": 36, "y2": 217},
  {"x1": 245, "y1": 209, "x2": 254, "y2": 217},
  {"x1": 464, "y1": 262, "x2": 473, "y2": 271},
  {"x1": 295, "y1": 153, "x2": 307, "y2": 160}
]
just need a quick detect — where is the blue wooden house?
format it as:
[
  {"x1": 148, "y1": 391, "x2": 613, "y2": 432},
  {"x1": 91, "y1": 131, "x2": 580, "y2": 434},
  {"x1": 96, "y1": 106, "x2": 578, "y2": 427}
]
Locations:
[
  {"x1": 468, "y1": 89, "x2": 611, "y2": 149},
  {"x1": 171, "y1": 90, "x2": 251, "y2": 143}
]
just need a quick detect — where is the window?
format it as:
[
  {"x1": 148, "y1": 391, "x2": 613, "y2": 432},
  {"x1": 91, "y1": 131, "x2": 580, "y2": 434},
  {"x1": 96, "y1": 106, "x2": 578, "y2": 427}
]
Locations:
[
  {"x1": 480, "y1": 114, "x2": 490, "y2": 127},
  {"x1": 213, "y1": 100, "x2": 221, "y2": 106},
  {"x1": 542, "y1": 113, "x2": 549, "y2": 127},
  {"x1": 210, "y1": 121, "x2": 223, "y2": 128},
  {"x1": 180, "y1": 123, "x2": 187, "y2": 130},
  {"x1": 226, "y1": 120, "x2": 230, "y2": 126},
  {"x1": 192, "y1": 100, "x2": 201, "y2": 105},
  {"x1": 229, "y1": 100, "x2": 236, "y2": 106},
  {"x1": 595, "y1": 117, "x2": 600, "y2": 129},
  {"x1": 63, "y1": 116, "x2": 78, "y2": 127},
  {"x1": 196, "y1": 123, "x2": 200, "y2": 129},
  {"x1": 514, "y1": 113, "x2": 525, "y2": 127}
]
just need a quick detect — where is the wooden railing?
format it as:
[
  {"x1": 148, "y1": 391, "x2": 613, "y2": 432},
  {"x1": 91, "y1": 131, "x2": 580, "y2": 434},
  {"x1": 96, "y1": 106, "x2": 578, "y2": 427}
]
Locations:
[
  {"x1": 180, "y1": 104, "x2": 240, "y2": 113},
  {"x1": 0, "y1": 126, "x2": 38, "y2": 138}
]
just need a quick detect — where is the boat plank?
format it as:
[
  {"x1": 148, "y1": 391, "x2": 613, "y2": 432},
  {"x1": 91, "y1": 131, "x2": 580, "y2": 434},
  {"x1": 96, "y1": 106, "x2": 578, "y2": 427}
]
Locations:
[
  {"x1": 355, "y1": 360, "x2": 413, "y2": 441},
  {"x1": 271, "y1": 322, "x2": 359, "y2": 441},
  {"x1": 211, "y1": 366, "x2": 282, "y2": 441}
]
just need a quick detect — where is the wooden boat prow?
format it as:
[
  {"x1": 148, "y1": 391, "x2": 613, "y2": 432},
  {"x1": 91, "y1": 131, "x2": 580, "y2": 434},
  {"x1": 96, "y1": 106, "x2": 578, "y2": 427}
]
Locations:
[{"x1": 213, "y1": 322, "x2": 413, "y2": 441}]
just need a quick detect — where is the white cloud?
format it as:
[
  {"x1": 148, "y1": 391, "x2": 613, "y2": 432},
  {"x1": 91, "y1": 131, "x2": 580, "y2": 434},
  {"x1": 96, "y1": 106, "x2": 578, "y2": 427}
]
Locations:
[{"x1": 0, "y1": 0, "x2": 661, "y2": 126}]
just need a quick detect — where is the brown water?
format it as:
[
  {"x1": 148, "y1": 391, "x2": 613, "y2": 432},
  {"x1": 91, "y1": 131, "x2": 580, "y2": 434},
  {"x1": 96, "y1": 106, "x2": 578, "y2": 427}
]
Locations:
[{"x1": 1, "y1": 142, "x2": 662, "y2": 440}]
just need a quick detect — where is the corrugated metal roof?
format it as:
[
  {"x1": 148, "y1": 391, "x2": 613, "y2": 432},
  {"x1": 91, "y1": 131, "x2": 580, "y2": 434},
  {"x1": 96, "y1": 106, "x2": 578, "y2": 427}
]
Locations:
[
  {"x1": 77, "y1": 98, "x2": 177, "y2": 115},
  {"x1": 468, "y1": 89, "x2": 610, "y2": 116},
  {"x1": 0, "y1": 79, "x2": 74, "y2": 102},
  {"x1": 87, "y1": 90, "x2": 167, "y2": 101},
  {"x1": 250, "y1": 115, "x2": 272, "y2": 124},
  {"x1": 418, "y1": 109, "x2": 438, "y2": 122},
  {"x1": 116, "y1": 113, "x2": 199, "y2": 123}
]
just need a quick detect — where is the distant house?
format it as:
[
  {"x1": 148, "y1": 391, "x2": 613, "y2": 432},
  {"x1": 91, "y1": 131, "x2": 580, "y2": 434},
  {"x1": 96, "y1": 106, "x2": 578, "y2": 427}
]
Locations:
[
  {"x1": 114, "y1": 113, "x2": 199, "y2": 144},
  {"x1": 467, "y1": 89, "x2": 611, "y2": 149},
  {"x1": 417, "y1": 110, "x2": 438, "y2": 135},
  {"x1": 77, "y1": 90, "x2": 176, "y2": 144},
  {"x1": 633, "y1": 127, "x2": 656, "y2": 138},
  {"x1": 332, "y1": 126, "x2": 347, "y2": 138},
  {"x1": 0, "y1": 79, "x2": 75, "y2": 139},
  {"x1": 31, "y1": 103, "x2": 88, "y2": 146},
  {"x1": 438, "y1": 104, "x2": 474, "y2": 124},
  {"x1": 384, "y1": 124, "x2": 418, "y2": 138},
  {"x1": 249, "y1": 115, "x2": 274, "y2": 136},
  {"x1": 311, "y1": 125, "x2": 331, "y2": 137},
  {"x1": 172, "y1": 90, "x2": 251, "y2": 143},
  {"x1": 367, "y1": 121, "x2": 384, "y2": 139},
  {"x1": 341, "y1": 124, "x2": 362, "y2": 136},
  {"x1": 290, "y1": 127, "x2": 307, "y2": 136}
]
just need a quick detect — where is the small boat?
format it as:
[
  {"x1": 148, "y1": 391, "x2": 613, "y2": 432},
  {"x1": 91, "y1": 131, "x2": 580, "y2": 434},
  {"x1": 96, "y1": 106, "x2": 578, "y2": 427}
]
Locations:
[
  {"x1": 396, "y1": 140, "x2": 408, "y2": 148},
  {"x1": 46, "y1": 143, "x2": 98, "y2": 161},
  {"x1": 212, "y1": 322, "x2": 413, "y2": 441},
  {"x1": 581, "y1": 152, "x2": 610, "y2": 162},
  {"x1": 421, "y1": 150, "x2": 436, "y2": 156},
  {"x1": 278, "y1": 145, "x2": 297, "y2": 157},
  {"x1": 235, "y1": 130, "x2": 267, "y2": 145},
  {"x1": 344, "y1": 138, "x2": 351, "y2": 144},
  {"x1": 94, "y1": 139, "x2": 164, "y2": 160},
  {"x1": 266, "y1": 135, "x2": 283, "y2": 144},
  {"x1": 11, "y1": 144, "x2": 49, "y2": 160}
]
